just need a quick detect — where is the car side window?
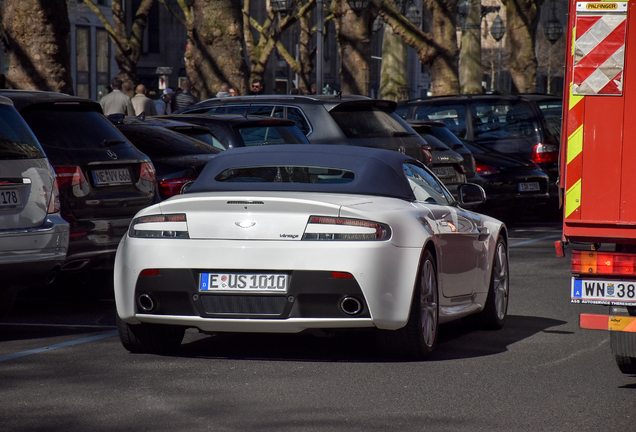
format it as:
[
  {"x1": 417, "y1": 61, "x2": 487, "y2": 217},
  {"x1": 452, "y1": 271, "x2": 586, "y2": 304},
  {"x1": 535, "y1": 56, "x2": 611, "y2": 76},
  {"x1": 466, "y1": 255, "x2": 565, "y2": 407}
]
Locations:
[
  {"x1": 247, "y1": 105, "x2": 275, "y2": 116},
  {"x1": 286, "y1": 107, "x2": 311, "y2": 135},
  {"x1": 413, "y1": 104, "x2": 467, "y2": 138},
  {"x1": 403, "y1": 162, "x2": 453, "y2": 205}
]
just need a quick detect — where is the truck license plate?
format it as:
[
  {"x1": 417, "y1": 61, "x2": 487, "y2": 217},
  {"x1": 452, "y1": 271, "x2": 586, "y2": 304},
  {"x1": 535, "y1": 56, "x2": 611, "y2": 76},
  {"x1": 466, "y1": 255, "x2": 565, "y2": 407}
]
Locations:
[{"x1": 571, "y1": 277, "x2": 636, "y2": 305}]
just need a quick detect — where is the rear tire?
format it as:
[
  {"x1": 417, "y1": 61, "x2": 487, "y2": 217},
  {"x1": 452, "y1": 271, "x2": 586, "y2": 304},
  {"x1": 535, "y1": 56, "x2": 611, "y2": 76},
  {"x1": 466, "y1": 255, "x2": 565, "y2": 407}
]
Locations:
[
  {"x1": 379, "y1": 250, "x2": 438, "y2": 359},
  {"x1": 117, "y1": 315, "x2": 185, "y2": 354},
  {"x1": 469, "y1": 236, "x2": 509, "y2": 329}
]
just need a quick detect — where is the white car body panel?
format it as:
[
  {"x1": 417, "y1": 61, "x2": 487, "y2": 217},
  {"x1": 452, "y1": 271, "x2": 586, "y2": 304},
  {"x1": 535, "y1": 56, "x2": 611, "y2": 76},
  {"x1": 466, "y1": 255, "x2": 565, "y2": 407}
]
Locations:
[{"x1": 115, "y1": 190, "x2": 504, "y2": 332}]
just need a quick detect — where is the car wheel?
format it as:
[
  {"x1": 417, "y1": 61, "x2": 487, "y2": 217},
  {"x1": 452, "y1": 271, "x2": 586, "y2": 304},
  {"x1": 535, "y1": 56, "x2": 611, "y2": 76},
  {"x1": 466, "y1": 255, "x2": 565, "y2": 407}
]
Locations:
[
  {"x1": 116, "y1": 315, "x2": 185, "y2": 354},
  {"x1": 470, "y1": 236, "x2": 509, "y2": 330},
  {"x1": 611, "y1": 331, "x2": 636, "y2": 374},
  {"x1": 380, "y1": 250, "x2": 439, "y2": 359}
]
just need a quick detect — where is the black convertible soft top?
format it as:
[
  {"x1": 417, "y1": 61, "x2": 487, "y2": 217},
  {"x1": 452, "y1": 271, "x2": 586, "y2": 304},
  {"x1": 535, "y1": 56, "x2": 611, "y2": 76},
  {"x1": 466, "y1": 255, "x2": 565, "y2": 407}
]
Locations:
[{"x1": 186, "y1": 144, "x2": 418, "y2": 201}]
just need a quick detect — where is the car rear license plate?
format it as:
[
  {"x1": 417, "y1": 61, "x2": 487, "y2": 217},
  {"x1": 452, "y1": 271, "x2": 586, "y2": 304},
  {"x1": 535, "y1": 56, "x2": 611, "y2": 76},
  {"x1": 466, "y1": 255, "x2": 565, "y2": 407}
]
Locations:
[
  {"x1": 518, "y1": 182, "x2": 540, "y2": 192},
  {"x1": 432, "y1": 167, "x2": 456, "y2": 178},
  {"x1": 571, "y1": 277, "x2": 636, "y2": 305},
  {"x1": 0, "y1": 188, "x2": 21, "y2": 208},
  {"x1": 92, "y1": 168, "x2": 132, "y2": 186},
  {"x1": 200, "y1": 272, "x2": 289, "y2": 293}
]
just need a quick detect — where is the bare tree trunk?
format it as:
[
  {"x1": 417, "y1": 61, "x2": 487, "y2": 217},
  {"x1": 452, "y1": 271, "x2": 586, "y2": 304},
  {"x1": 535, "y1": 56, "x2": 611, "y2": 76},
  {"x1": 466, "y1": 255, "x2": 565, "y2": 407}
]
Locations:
[
  {"x1": 1, "y1": 0, "x2": 73, "y2": 93},
  {"x1": 459, "y1": 0, "x2": 483, "y2": 94},
  {"x1": 379, "y1": 24, "x2": 409, "y2": 101},
  {"x1": 377, "y1": 0, "x2": 459, "y2": 96},
  {"x1": 184, "y1": 0, "x2": 249, "y2": 99},
  {"x1": 332, "y1": 0, "x2": 378, "y2": 96},
  {"x1": 502, "y1": 0, "x2": 542, "y2": 93},
  {"x1": 83, "y1": 0, "x2": 154, "y2": 96}
]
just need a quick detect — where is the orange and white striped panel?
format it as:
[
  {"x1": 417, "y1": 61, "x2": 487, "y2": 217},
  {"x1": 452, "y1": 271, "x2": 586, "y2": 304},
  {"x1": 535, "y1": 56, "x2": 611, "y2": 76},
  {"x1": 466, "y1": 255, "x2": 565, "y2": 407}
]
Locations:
[{"x1": 572, "y1": 2, "x2": 628, "y2": 95}]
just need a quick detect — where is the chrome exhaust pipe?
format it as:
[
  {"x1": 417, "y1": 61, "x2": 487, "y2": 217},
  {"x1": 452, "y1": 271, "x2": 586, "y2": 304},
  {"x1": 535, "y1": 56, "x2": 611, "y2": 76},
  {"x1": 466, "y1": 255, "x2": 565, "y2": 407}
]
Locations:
[
  {"x1": 138, "y1": 294, "x2": 155, "y2": 312},
  {"x1": 45, "y1": 267, "x2": 60, "y2": 285},
  {"x1": 340, "y1": 296, "x2": 362, "y2": 315}
]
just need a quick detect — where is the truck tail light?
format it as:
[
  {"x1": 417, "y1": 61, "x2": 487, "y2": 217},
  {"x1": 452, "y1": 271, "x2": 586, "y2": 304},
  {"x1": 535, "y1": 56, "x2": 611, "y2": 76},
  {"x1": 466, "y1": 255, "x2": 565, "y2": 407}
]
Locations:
[
  {"x1": 571, "y1": 250, "x2": 636, "y2": 276},
  {"x1": 129, "y1": 213, "x2": 189, "y2": 239},
  {"x1": 531, "y1": 143, "x2": 559, "y2": 163},
  {"x1": 476, "y1": 162, "x2": 500, "y2": 176},
  {"x1": 302, "y1": 216, "x2": 391, "y2": 241},
  {"x1": 158, "y1": 177, "x2": 197, "y2": 200}
]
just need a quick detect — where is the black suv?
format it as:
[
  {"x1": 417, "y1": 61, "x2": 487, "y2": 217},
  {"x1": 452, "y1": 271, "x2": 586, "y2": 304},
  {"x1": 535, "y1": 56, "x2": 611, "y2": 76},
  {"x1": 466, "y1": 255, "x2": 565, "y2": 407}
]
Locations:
[
  {"x1": 0, "y1": 90, "x2": 156, "y2": 273},
  {"x1": 173, "y1": 95, "x2": 431, "y2": 164},
  {"x1": 396, "y1": 94, "x2": 562, "y2": 202}
]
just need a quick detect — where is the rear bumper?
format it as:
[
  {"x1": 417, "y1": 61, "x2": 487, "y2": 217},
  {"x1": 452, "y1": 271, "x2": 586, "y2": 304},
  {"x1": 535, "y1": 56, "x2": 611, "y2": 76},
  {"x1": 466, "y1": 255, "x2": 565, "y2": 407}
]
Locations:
[{"x1": 0, "y1": 214, "x2": 69, "y2": 289}]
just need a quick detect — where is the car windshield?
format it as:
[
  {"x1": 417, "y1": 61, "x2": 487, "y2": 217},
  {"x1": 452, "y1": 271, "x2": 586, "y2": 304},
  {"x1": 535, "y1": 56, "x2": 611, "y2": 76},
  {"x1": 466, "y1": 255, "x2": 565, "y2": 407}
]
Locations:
[
  {"x1": 176, "y1": 129, "x2": 226, "y2": 150},
  {"x1": 215, "y1": 166, "x2": 354, "y2": 184},
  {"x1": 0, "y1": 105, "x2": 45, "y2": 159},
  {"x1": 236, "y1": 125, "x2": 308, "y2": 146},
  {"x1": 414, "y1": 104, "x2": 467, "y2": 138},
  {"x1": 471, "y1": 102, "x2": 536, "y2": 140},
  {"x1": 428, "y1": 125, "x2": 464, "y2": 147},
  {"x1": 330, "y1": 107, "x2": 415, "y2": 139},
  {"x1": 22, "y1": 108, "x2": 126, "y2": 150}
]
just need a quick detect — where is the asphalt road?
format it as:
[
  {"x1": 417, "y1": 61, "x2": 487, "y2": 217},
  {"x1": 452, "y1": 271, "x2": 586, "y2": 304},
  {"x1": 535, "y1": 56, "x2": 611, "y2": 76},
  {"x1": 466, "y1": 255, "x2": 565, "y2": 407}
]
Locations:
[{"x1": 0, "y1": 221, "x2": 634, "y2": 431}]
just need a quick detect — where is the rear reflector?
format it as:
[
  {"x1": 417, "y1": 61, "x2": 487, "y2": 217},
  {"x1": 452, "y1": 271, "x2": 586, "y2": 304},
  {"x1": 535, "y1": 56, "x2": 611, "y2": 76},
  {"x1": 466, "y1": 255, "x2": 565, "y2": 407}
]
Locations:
[
  {"x1": 331, "y1": 272, "x2": 354, "y2": 279},
  {"x1": 476, "y1": 162, "x2": 500, "y2": 176},
  {"x1": 580, "y1": 314, "x2": 636, "y2": 332}
]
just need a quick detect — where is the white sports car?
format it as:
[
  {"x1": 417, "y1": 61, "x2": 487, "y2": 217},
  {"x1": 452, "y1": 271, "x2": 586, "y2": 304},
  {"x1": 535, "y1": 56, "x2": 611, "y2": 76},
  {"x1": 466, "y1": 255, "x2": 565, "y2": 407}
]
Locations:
[{"x1": 114, "y1": 145, "x2": 509, "y2": 358}]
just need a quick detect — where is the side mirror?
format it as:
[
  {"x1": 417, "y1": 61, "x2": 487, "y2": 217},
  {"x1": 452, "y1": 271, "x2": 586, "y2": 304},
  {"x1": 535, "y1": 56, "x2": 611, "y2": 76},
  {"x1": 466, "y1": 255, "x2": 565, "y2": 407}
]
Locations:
[{"x1": 458, "y1": 183, "x2": 486, "y2": 206}]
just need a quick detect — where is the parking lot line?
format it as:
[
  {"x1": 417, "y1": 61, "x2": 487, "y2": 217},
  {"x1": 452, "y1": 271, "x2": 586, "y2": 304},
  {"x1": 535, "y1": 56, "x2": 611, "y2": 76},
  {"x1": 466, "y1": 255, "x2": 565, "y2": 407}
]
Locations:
[{"x1": 0, "y1": 330, "x2": 118, "y2": 363}]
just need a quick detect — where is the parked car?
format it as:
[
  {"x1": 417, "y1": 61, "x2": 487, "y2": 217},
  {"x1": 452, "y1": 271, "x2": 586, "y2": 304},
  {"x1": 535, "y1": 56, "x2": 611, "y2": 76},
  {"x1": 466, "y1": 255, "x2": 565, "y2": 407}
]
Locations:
[
  {"x1": 114, "y1": 145, "x2": 509, "y2": 358},
  {"x1": 0, "y1": 96, "x2": 69, "y2": 318},
  {"x1": 111, "y1": 117, "x2": 223, "y2": 200},
  {"x1": 0, "y1": 90, "x2": 156, "y2": 274},
  {"x1": 396, "y1": 94, "x2": 562, "y2": 206},
  {"x1": 155, "y1": 114, "x2": 310, "y2": 149},
  {"x1": 172, "y1": 95, "x2": 432, "y2": 164},
  {"x1": 461, "y1": 140, "x2": 550, "y2": 221}
]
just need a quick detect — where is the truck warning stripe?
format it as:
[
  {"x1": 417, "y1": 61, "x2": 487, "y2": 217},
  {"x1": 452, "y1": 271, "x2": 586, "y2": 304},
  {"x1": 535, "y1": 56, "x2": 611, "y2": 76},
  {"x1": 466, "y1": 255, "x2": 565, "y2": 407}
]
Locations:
[
  {"x1": 565, "y1": 83, "x2": 585, "y2": 219},
  {"x1": 573, "y1": 14, "x2": 627, "y2": 95}
]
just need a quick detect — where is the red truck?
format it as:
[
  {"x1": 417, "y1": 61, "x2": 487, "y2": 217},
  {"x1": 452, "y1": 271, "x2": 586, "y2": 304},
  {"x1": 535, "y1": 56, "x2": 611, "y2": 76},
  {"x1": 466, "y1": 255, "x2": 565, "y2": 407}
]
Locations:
[{"x1": 557, "y1": 0, "x2": 636, "y2": 374}]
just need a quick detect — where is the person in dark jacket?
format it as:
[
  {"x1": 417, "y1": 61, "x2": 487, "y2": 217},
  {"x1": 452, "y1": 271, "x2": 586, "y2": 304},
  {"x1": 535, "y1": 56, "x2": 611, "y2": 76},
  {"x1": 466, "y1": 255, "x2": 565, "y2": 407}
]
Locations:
[{"x1": 173, "y1": 79, "x2": 199, "y2": 111}]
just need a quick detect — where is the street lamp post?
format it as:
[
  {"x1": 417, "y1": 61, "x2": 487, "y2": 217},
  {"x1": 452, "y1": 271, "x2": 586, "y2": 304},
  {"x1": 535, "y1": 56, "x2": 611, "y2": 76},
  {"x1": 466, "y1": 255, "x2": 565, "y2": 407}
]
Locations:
[
  {"x1": 543, "y1": 0, "x2": 563, "y2": 94},
  {"x1": 490, "y1": 14, "x2": 505, "y2": 91}
]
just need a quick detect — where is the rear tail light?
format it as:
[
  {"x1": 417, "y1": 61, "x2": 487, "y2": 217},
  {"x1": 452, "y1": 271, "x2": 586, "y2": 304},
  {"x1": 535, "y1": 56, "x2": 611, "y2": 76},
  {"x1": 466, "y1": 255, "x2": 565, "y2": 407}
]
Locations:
[
  {"x1": 54, "y1": 165, "x2": 86, "y2": 189},
  {"x1": 572, "y1": 250, "x2": 636, "y2": 276},
  {"x1": 47, "y1": 178, "x2": 61, "y2": 214},
  {"x1": 531, "y1": 143, "x2": 559, "y2": 164},
  {"x1": 158, "y1": 177, "x2": 197, "y2": 200},
  {"x1": 475, "y1": 162, "x2": 500, "y2": 176},
  {"x1": 420, "y1": 145, "x2": 433, "y2": 167},
  {"x1": 139, "y1": 162, "x2": 156, "y2": 182},
  {"x1": 129, "y1": 213, "x2": 189, "y2": 238},
  {"x1": 302, "y1": 216, "x2": 391, "y2": 241}
]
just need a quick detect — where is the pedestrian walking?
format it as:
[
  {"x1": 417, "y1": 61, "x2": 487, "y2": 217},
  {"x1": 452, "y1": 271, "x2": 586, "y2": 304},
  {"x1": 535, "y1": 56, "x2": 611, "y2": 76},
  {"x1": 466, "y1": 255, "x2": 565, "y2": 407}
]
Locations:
[
  {"x1": 173, "y1": 80, "x2": 199, "y2": 111},
  {"x1": 100, "y1": 77, "x2": 135, "y2": 116},
  {"x1": 132, "y1": 84, "x2": 158, "y2": 117}
]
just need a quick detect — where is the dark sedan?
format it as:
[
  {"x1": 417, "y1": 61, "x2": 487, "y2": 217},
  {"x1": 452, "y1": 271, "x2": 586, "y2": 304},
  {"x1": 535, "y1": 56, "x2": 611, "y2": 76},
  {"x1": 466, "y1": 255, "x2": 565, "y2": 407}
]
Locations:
[
  {"x1": 461, "y1": 140, "x2": 550, "y2": 222},
  {"x1": 112, "y1": 118, "x2": 223, "y2": 200}
]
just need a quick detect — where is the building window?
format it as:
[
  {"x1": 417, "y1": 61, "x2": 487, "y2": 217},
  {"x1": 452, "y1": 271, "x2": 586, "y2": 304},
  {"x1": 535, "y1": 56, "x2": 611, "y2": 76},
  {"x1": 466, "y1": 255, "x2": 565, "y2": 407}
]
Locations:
[
  {"x1": 96, "y1": 29, "x2": 110, "y2": 99},
  {"x1": 76, "y1": 27, "x2": 90, "y2": 98}
]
